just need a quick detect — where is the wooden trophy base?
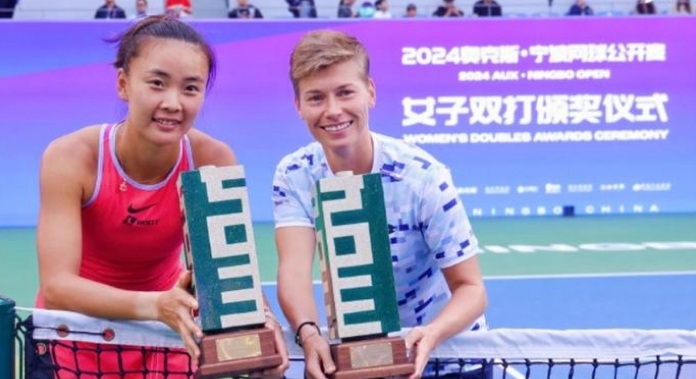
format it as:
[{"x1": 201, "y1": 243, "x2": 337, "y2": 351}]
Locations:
[
  {"x1": 330, "y1": 336, "x2": 415, "y2": 379},
  {"x1": 196, "y1": 327, "x2": 283, "y2": 379}
]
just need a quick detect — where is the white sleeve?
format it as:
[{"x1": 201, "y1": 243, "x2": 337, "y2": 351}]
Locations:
[{"x1": 272, "y1": 162, "x2": 314, "y2": 229}]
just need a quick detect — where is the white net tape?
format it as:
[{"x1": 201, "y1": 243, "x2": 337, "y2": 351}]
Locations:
[{"x1": 29, "y1": 308, "x2": 696, "y2": 361}]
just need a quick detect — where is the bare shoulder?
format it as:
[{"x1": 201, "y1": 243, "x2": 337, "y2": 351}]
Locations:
[
  {"x1": 40, "y1": 125, "x2": 102, "y2": 190},
  {"x1": 42, "y1": 125, "x2": 101, "y2": 166},
  {"x1": 187, "y1": 129, "x2": 237, "y2": 168}
]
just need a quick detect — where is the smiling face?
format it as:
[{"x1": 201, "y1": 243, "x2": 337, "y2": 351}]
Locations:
[
  {"x1": 295, "y1": 59, "x2": 375, "y2": 163},
  {"x1": 117, "y1": 37, "x2": 208, "y2": 146}
]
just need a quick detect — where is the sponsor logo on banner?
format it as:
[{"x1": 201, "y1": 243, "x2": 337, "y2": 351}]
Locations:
[
  {"x1": 458, "y1": 186, "x2": 479, "y2": 195},
  {"x1": 599, "y1": 183, "x2": 626, "y2": 191},
  {"x1": 567, "y1": 184, "x2": 594, "y2": 193},
  {"x1": 632, "y1": 182, "x2": 672, "y2": 192},
  {"x1": 517, "y1": 185, "x2": 539, "y2": 194},
  {"x1": 484, "y1": 186, "x2": 511, "y2": 195},
  {"x1": 545, "y1": 183, "x2": 562, "y2": 194}
]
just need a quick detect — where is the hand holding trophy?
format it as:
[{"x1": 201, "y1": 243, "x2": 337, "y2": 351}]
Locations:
[
  {"x1": 179, "y1": 165, "x2": 283, "y2": 379},
  {"x1": 312, "y1": 171, "x2": 415, "y2": 379}
]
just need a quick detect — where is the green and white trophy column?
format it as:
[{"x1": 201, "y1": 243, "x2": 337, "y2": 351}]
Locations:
[
  {"x1": 313, "y1": 171, "x2": 414, "y2": 379},
  {"x1": 179, "y1": 165, "x2": 281, "y2": 379}
]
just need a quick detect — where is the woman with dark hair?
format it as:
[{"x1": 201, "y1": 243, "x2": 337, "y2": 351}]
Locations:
[{"x1": 36, "y1": 15, "x2": 288, "y2": 378}]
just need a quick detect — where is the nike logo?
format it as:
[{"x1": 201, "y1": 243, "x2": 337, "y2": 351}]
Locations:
[{"x1": 127, "y1": 203, "x2": 156, "y2": 214}]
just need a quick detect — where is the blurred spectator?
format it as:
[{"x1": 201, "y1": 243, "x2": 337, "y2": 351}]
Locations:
[
  {"x1": 165, "y1": 0, "x2": 192, "y2": 17},
  {"x1": 404, "y1": 2, "x2": 418, "y2": 16},
  {"x1": 357, "y1": 1, "x2": 375, "y2": 17},
  {"x1": 338, "y1": 0, "x2": 356, "y2": 17},
  {"x1": 131, "y1": 0, "x2": 149, "y2": 19},
  {"x1": 229, "y1": 0, "x2": 264, "y2": 18},
  {"x1": 567, "y1": 0, "x2": 593, "y2": 14},
  {"x1": 287, "y1": 0, "x2": 318, "y2": 17},
  {"x1": 95, "y1": 0, "x2": 127, "y2": 18},
  {"x1": 373, "y1": 0, "x2": 392, "y2": 17},
  {"x1": 0, "y1": 0, "x2": 17, "y2": 18},
  {"x1": 634, "y1": 0, "x2": 657, "y2": 13},
  {"x1": 673, "y1": 0, "x2": 692, "y2": 13},
  {"x1": 473, "y1": 0, "x2": 502, "y2": 16},
  {"x1": 433, "y1": 0, "x2": 464, "y2": 17}
]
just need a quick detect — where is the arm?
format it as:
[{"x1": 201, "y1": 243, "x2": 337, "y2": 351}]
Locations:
[
  {"x1": 404, "y1": 166, "x2": 487, "y2": 379},
  {"x1": 276, "y1": 226, "x2": 318, "y2": 333},
  {"x1": 37, "y1": 131, "x2": 164, "y2": 320},
  {"x1": 405, "y1": 257, "x2": 487, "y2": 379},
  {"x1": 272, "y1": 161, "x2": 335, "y2": 379},
  {"x1": 276, "y1": 226, "x2": 335, "y2": 379},
  {"x1": 433, "y1": 257, "x2": 487, "y2": 344},
  {"x1": 37, "y1": 131, "x2": 206, "y2": 358}
]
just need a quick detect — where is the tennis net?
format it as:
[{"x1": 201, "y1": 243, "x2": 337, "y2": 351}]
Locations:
[{"x1": 2, "y1": 298, "x2": 696, "y2": 379}]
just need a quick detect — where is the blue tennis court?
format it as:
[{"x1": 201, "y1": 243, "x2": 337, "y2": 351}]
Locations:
[
  {"x1": 263, "y1": 271, "x2": 696, "y2": 331},
  {"x1": 3, "y1": 214, "x2": 696, "y2": 378}
]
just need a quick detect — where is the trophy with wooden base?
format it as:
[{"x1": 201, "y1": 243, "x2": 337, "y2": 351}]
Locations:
[
  {"x1": 312, "y1": 171, "x2": 415, "y2": 379},
  {"x1": 179, "y1": 165, "x2": 282, "y2": 379}
]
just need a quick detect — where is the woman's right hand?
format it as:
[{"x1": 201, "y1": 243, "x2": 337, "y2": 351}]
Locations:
[{"x1": 156, "y1": 270, "x2": 203, "y2": 359}]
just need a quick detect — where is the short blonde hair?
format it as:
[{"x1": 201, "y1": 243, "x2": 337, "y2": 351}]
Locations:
[{"x1": 290, "y1": 30, "x2": 370, "y2": 95}]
